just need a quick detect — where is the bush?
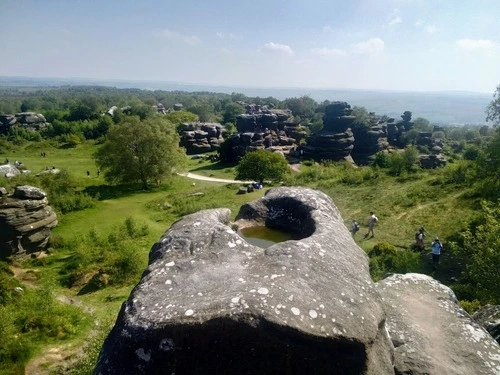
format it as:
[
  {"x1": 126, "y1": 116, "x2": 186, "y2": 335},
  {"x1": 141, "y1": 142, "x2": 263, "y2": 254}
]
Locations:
[
  {"x1": 61, "y1": 218, "x2": 150, "y2": 290},
  {"x1": 459, "y1": 299, "x2": 482, "y2": 314},
  {"x1": 236, "y1": 149, "x2": 289, "y2": 182},
  {"x1": 368, "y1": 242, "x2": 421, "y2": 281},
  {"x1": 0, "y1": 280, "x2": 85, "y2": 373}
]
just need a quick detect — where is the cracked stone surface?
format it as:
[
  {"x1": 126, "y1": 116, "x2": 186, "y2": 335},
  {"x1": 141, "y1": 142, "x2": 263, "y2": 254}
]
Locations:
[{"x1": 95, "y1": 187, "x2": 393, "y2": 375}]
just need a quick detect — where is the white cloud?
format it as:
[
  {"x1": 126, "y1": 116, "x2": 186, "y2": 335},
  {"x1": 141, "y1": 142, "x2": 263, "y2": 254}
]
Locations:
[
  {"x1": 323, "y1": 26, "x2": 334, "y2": 33},
  {"x1": 351, "y1": 37, "x2": 385, "y2": 55},
  {"x1": 216, "y1": 32, "x2": 237, "y2": 40},
  {"x1": 261, "y1": 42, "x2": 294, "y2": 56},
  {"x1": 456, "y1": 38, "x2": 495, "y2": 50},
  {"x1": 311, "y1": 47, "x2": 347, "y2": 57},
  {"x1": 152, "y1": 29, "x2": 201, "y2": 45},
  {"x1": 425, "y1": 24, "x2": 438, "y2": 34},
  {"x1": 388, "y1": 16, "x2": 402, "y2": 26}
]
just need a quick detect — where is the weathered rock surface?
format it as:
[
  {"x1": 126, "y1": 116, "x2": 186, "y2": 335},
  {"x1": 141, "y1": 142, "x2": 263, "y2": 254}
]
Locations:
[
  {"x1": 0, "y1": 186, "x2": 57, "y2": 259},
  {"x1": 95, "y1": 187, "x2": 393, "y2": 374},
  {"x1": 419, "y1": 153, "x2": 447, "y2": 169},
  {"x1": 0, "y1": 112, "x2": 49, "y2": 134},
  {"x1": 0, "y1": 164, "x2": 21, "y2": 178},
  {"x1": 473, "y1": 305, "x2": 500, "y2": 344},
  {"x1": 222, "y1": 107, "x2": 304, "y2": 161},
  {"x1": 304, "y1": 102, "x2": 356, "y2": 161},
  {"x1": 377, "y1": 273, "x2": 500, "y2": 375},
  {"x1": 179, "y1": 122, "x2": 226, "y2": 154}
]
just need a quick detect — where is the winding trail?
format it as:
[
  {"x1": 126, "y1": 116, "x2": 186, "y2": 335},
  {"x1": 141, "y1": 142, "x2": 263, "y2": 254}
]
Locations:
[{"x1": 178, "y1": 172, "x2": 253, "y2": 184}]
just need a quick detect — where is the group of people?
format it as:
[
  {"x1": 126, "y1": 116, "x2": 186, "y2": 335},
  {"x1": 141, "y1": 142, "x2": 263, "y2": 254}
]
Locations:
[
  {"x1": 350, "y1": 213, "x2": 444, "y2": 270},
  {"x1": 350, "y1": 211, "x2": 378, "y2": 239}
]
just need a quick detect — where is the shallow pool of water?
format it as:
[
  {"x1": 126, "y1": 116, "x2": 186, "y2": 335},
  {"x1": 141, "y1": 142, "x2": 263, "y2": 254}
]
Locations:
[{"x1": 238, "y1": 226, "x2": 295, "y2": 249}]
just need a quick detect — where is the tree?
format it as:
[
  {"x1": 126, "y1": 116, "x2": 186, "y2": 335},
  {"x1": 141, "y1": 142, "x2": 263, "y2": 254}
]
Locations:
[
  {"x1": 223, "y1": 102, "x2": 244, "y2": 124},
  {"x1": 413, "y1": 117, "x2": 431, "y2": 131},
  {"x1": 186, "y1": 103, "x2": 214, "y2": 122},
  {"x1": 486, "y1": 84, "x2": 500, "y2": 126},
  {"x1": 283, "y1": 96, "x2": 317, "y2": 119},
  {"x1": 236, "y1": 149, "x2": 289, "y2": 182},
  {"x1": 351, "y1": 106, "x2": 369, "y2": 125},
  {"x1": 452, "y1": 200, "x2": 500, "y2": 303},
  {"x1": 94, "y1": 117, "x2": 186, "y2": 189}
]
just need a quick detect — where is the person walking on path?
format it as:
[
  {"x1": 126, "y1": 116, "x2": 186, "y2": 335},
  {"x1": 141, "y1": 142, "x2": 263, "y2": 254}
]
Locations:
[
  {"x1": 364, "y1": 211, "x2": 378, "y2": 239},
  {"x1": 351, "y1": 220, "x2": 360, "y2": 237},
  {"x1": 415, "y1": 226, "x2": 426, "y2": 250},
  {"x1": 431, "y1": 237, "x2": 443, "y2": 270}
]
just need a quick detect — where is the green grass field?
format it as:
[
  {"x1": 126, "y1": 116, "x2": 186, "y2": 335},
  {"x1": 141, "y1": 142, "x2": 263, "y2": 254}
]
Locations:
[{"x1": 0, "y1": 141, "x2": 484, "y2": 374}]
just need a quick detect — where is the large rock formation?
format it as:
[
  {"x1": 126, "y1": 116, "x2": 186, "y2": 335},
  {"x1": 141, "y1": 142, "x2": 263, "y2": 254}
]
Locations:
[
  {"x1": 0, "y1": 112, "x2": 49, "y2": 135},
  {"x1": 351, "y1": 112, "x2": 389, "y2": 164},
  {"x1": 377, "y1": 274, "x2": 500, "y2": 375},
  {"x1": 222, "y1": 107, "x2": 304, "y2": 161},
  {"x1": 303, "y1": 102, "x2": 356, "y2": 161},
  {"x1": 0, "y1": 186, "x2": 58, "y2": 259},
  {"x1": 95, "y1": 187, "x2": 394, "y2": 374},
  {"x1": 95, "y1": 188, "x2": 500, "y2": 374},
  {"x1": 473, "y1": 305, "x2": 500, "y2": 345},
  {"x1": 178, "y1": 122, "x2": 225, "y2": 154}
]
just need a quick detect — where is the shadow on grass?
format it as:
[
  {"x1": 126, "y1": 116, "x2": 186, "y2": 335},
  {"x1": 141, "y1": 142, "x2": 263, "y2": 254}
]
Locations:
[
  {"x1": 189, "y1": 161, "x2": 237, "y2": 173},
  {"x1": 84, "y1": 183, "x2": 152, "y2": 200}
]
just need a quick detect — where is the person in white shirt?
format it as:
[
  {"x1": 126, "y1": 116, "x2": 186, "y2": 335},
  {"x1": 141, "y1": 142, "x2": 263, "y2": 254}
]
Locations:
[{"x1": 365, "y1": 211, "x2": 378, "y2": 238}]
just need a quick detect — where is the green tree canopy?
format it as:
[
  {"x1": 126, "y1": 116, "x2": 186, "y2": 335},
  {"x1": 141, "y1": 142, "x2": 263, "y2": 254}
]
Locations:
[
  {"x1": 236, "y1": 149, "x2": 289, "y2": 182},
  {"x1": 94, "y1": 116, "x2": 186, "y2": 189},
  {"x1": 222, "y1": 102, "x2": 244, "y2": 124},
  {"x1": 486, "y1": 84, "x2": 500, "y2": 125},
  {"x1": 283, "y1": 96, "x2": 317, "y2": 119},
  {"x1": 413, "y1": 117, "x2": 431, "y2": 131}
]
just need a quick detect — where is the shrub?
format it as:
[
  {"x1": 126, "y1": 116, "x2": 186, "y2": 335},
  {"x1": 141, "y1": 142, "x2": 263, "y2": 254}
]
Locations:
[
  {"x1": 459, "y1": 299, "x2": 482, "y2": 314},
  {"x1": 368, "y1": 242, "x2": 421, "y2": 281},
  {"x1": 236, "y1": 149, "x2": 289, "y2": 182},
  {"x1": 61, "y1": 218, "x2": 150, "y2": 290}
]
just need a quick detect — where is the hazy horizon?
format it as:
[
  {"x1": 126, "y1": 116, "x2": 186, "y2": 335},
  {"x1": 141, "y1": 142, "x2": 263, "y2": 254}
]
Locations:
[
  {"x1": 0, "y1": 76, "x2": 492, "y2": 125},
  {"x1": 1, "y1": 0, "x2": 499, "y2": 94}
]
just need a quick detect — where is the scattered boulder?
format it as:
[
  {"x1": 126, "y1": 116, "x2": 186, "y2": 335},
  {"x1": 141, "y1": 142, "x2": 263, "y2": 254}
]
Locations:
[
  {"x1": 95, "y1": 187, "x2": 393, "y2": 374},
  {"x1": 0, "y1": 186, "x2": 57, "y2": 259},
  {"x1": 377, "y1": 273, "x2": 500, "y2": 375},
  {"x1": 0, "y1": 112, "x2": 49, "y2": 134},
  {"x1": 419, "y1": 153, "x2": 447, "y2": 169},
  {"x1": 0, "y1": 164, "x2": 21, "y2": 178},
  {"x1": 473, "y1": 305, "x2": 500, "y2": 344}
]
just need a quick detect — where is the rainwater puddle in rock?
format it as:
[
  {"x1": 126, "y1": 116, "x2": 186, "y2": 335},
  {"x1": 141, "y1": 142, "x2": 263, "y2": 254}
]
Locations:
[{"x1": 238, "y1": 226, "x2": 295, "y2": 249}]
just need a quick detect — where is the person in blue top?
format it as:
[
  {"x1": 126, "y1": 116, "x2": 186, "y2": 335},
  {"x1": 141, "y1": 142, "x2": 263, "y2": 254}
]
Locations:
[{"x1": 431, "y1": 237, "x2": 443, "y2": 270}]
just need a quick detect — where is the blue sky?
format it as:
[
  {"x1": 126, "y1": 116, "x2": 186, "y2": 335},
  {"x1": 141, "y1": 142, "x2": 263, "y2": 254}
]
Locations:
[{"x1": 1, "y1": 0, "x2": 499, "y2": 93}]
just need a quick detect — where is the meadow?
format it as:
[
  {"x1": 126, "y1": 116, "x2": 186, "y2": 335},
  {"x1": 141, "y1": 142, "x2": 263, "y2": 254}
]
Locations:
[{"x1": 0, "y1": 140, "x2": 487, "y2": 374}]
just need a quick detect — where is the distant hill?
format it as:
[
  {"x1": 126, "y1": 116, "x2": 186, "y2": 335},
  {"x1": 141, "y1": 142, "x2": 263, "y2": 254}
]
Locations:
[{"x1": 0, "y1": 76, "x2": 492, "y2": 125}]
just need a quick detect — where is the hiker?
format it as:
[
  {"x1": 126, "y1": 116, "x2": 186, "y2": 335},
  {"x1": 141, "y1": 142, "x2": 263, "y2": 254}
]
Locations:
[
  {"x1": 87, "y1": 170, "x2": 90, "y2": 177},
  {"x1": 415, "y1": 226, "x2": 426, "y2": 249},
  {"x1": 365, "y1": 211, "x2": 378, "y2": 238},
  {"x1": 351, "y1": 220, "x2": 360, "y2": 236},
  {"x1": 431, "y1": 237, "x2": 443, "y2": 270}
]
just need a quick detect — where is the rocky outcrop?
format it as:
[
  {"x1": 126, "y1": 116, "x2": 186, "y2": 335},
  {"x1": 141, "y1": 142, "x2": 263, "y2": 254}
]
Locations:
[
  {"x1": 223, "y1": 108, "x2": 304, "y2": 161},
  {"x1": 0, "y1": 186, "x2": 58, "y2": 259},
  {"x1": 473, "y1": 305, "x2": 500, "y2": 344},
  {"x1": 377, "y1": 274, "x2": 500, "y2": 375},
  {"x1": 95, "y1": 187, "x2": 394, "y2": 374},
  {"x1": 0, "y1": 164, "x2": 21, "y2": 178},
  {"x1": 179, "y1": 122, "x2": 225, "y2": 154},
  {"x1": 95, "y1": 189, "x2": 500, "y2": 374},
  {"x1": 0, "y1": 112, "x2": 49, "y2": 135},
  {"x1": 303, "y1": 102, "x2": 356, "y2": 161},
  {"x1": 419, "y1": 153, "x2": 447, "y2": 169},
  {"x1": 351, "y1": 112, "x2": 389, "y2": 164}
]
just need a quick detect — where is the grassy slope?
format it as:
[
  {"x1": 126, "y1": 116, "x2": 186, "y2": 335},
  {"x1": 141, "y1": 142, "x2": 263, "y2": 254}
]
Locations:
[{"x1": 1, "y1": 142, "x2": 480, "y2": 373}]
